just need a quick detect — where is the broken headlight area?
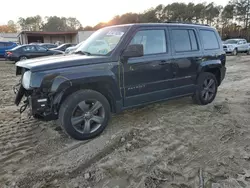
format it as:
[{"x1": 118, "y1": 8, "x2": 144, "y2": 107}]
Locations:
[{"x1": 24, "y1": 92, "x2": 57, "y2": 121}]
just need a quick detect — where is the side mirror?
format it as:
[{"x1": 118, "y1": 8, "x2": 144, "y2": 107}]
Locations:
[{"x1": 122, "y1": 44, "x2": 143, "y2": 59}]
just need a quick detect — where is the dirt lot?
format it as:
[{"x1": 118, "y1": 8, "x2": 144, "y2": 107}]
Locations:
[{"x1": 0, "y1": 56, "x2": 250, "y2": 188}]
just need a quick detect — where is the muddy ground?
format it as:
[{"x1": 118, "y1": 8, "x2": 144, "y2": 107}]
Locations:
[{"x1": 0, "y1": 56, "x2": 250, "y2": 188}]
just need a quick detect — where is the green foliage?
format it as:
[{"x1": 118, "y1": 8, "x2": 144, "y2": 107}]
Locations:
[{"x1": 17, "y1": 16, "x2": 81, "y2": 32}]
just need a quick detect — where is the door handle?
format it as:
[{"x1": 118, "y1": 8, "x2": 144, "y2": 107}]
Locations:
[{"x1": 159, "y1": 60, "x2": 167, "y2": 65}]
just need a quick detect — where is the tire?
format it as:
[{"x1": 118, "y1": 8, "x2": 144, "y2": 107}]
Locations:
[
  {"x1": 247, "y1": 50, "x2": 250, "y2": 55},
  {"x1": 59, "y1": 89, "x2": 111, "y2": 140},
  {"x1": 192, "y1": 72, "x2": 218, "y2": 105},
  {"x1": 232, "y1": 49, "x2": 237, "y2": 56},
  {"x1": 19, "y1": 56, "x2": 28, "y2": 61}
]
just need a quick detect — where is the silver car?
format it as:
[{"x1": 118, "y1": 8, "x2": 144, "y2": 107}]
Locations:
[{"x1": 65, "y1": 41, "x2": 85, "y2": 54}]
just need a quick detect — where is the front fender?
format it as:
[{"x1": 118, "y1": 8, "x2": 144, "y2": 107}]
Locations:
[{"x1": 49, "y1": 68, "x2": 121, "y2": 101}]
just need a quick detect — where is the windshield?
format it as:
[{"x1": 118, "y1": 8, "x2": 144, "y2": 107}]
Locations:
[
  {"x1": 76, "y1": 26, "x2": 129, "y2": 56},
  {"x1": 75, "y1": 41, "x2": 85, "y2": 48},
  {"x1": 224, "y1": 39, "x2": 238, "y2": 44}
]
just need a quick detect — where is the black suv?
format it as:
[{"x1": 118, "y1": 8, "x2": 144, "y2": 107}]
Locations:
[{"x1": 14, "y1": 23, "x2": 226, "y2": 140}]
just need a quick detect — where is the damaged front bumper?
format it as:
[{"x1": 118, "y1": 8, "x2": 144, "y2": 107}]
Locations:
[{"x1": 14, "y1": 83, "x2": 57, "y2": 121}]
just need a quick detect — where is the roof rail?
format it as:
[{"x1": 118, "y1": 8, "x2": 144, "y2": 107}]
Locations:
[{"x1": 164, "y1": 21, "x2": 209, "y2": 26}]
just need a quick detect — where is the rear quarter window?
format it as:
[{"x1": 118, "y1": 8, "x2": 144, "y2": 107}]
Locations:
[{"x1": 200, "y1": 29, "x2": 219, "y2": 50}]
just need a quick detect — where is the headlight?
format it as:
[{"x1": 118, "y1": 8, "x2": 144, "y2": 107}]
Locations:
[
  {"x1": 22, "y1": 71, "x2": 31, "y2": 90},
  {"x1": 228, "y1": 45, "x2": 233, "y2": 49}
]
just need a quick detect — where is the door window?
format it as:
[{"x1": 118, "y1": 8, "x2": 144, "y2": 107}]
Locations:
[
  {"x1": 189, "y1": 30, "x2": 198, "y2": 50},
  {"x1": 22, "y1": 46, "x2": 37, "y2": 52},
  {"x1": 129, "y1": 29, "x2": 167, "y2": 55},
  {"x1": 172, "y1": 29, "x2": 199, "y2": 52},
  {"x1": 36, "y1": 46, "x2": 47, "y2": 52},
  {"x1": 241, "y1": 40, "x2": 247, "y2": 44}
]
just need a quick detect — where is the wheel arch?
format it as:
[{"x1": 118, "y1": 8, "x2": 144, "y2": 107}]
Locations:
[
  {"x1": 53, "y1": 79, "x2": 121, "y2": 113},
  {"x1": 198, "y1": 60, "x2": 222, "y2": 86}
]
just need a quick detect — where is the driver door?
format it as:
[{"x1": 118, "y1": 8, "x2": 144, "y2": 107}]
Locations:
[{"x1": 122, "y1": 27, "x2": 174, "y2": 107}]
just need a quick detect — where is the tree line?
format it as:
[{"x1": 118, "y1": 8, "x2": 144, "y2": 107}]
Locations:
[
  {"x1": 0, "y1": 16, "x2": 82, "y2": 33},
  {"x1": 0, "y1": 0, "x2": 250, "y2": 40}
]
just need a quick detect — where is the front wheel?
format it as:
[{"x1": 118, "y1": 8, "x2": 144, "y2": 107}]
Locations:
[
  {"x1": 58, "y1": 89, "x2": 111, "y2": 140},
  {"x1": 232, "y1": 49, "x2": 237, "y2": 56},
  {"x1": 192, "y1": 72, "x2": 218, "y2": 105}
]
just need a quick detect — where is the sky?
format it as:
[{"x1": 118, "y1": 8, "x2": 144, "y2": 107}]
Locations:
[{"x1": 0, "y1": 0, "x2": 230, "y2": 27}]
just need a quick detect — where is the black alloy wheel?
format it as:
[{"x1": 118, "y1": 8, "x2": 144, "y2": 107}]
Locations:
[
  {"x1": 201, "y1": 78, "x2": 216, "y2": 102},
  {"x1": 71, "y1": 100, "x2": 105, "y2": 134},
  {"x1": 59, "y1": 90, "x2": 110, "y2": 140},
  {"x1": 192, "y1": 72, "x2": 218, "y2": 105}
]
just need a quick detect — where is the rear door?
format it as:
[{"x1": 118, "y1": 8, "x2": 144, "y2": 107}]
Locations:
[
  {"x1": 237, "y1": 40, "x2": 245, "y2": 51},
  {"x1": 35, "y1": 45, "x2": 50, "y2": 57},
  {"x1": 169, "y1": 27, "x2": 202, "y2": 95},
  {"x1": 21, "y1": 45, "x2": 39, "y2": 58},
  {"x1": 241, "y1": 39, "x2": 249, "y2": 51}
]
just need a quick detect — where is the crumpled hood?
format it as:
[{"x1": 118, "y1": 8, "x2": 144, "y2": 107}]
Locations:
[{"x1": 15, "y1": 54, "x2": 110, "y2": 72}]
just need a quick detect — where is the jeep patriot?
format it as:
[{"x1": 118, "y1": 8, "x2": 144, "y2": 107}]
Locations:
[{"x1": 14, "y1": 23, "x2": 226, "y2": 140}]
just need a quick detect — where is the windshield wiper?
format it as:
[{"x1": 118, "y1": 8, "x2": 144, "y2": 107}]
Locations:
[{"x1": 74, "y1": 50, "x2": 91, "y2": 55}]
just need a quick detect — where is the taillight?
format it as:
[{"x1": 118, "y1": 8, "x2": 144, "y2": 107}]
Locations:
[{"x1": 6, "y1": 52, "x2": 12, "y2": 55}]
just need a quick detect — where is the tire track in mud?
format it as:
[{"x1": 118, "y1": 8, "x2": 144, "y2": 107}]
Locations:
[
  {"x1": 11, "y1": 128, "x2": 139, "y2": 188},
  {"x1": 64, "y1": 122, "x2": 198, "y2": 188},
  {"x1": 43, "y1": 98, "x2": 250, "y2": 188},
  {"x1": 0, "y1": 115, "x2": 42, "y2": 176},
  {"x1": 43, "y1": 104, "x2": 212, "y2": 188}
]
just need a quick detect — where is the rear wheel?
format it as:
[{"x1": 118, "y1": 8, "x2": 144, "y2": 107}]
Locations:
[
  {"x1": 59, "y1": 89, "x2": 111, "y2": 140},
  {"x1": 192, "y1": 72, "x2": 218, "y2": 105},
  {"x1": 247, "y1": 50, "x2": 250, "y2": 55},
  {"x1": 19, "y1": 56, "x2": 28, "y2": 61}
]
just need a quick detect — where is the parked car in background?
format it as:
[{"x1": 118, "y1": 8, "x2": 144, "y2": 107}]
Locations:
[
  {"x1": 5, "y1": 44, "x2": 64, "y2": 62},
  {"x1": 65, "y1": 41, "x2": 85, "y2": 54},
  {"x1": 14, "y1": 23, "x2": 226, "y2": 140},
  {"x1": 0, "y1": 41, "x2": 17, "y2": 58},
  {"x1": 38, "y1": 43, "x2": 58, "y2": 49},
  {"x1": 29, "y1": 42, "x2": 41, "y2": 45},
  {"x1": 51, "y1": 43, "x2": 76, "y2": 52},
  {"x1": 223, "y1": 38, "x2": 250, "y2": 55}
]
